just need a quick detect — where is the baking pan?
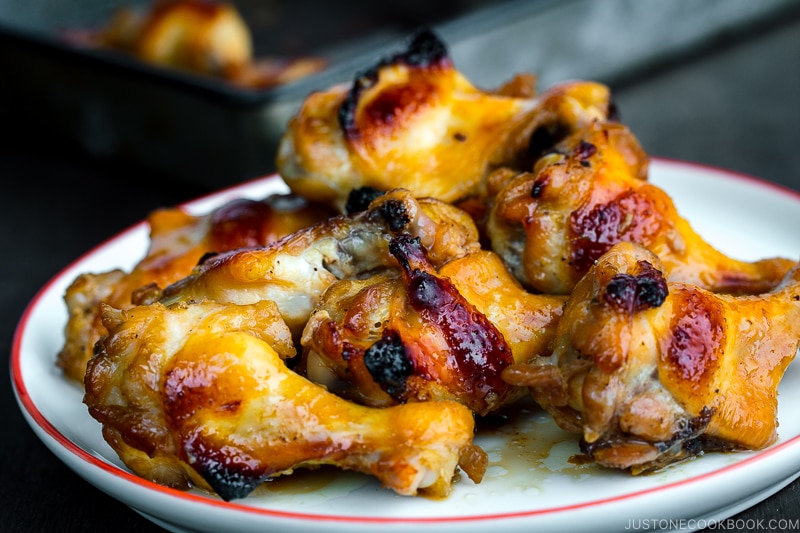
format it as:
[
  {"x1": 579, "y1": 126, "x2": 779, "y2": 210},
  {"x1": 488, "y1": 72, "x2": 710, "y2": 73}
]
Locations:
[
  {"x1": 0, "y1": 0, "x2": 452, "y2": 187},
  {"x1": 0, "y1": 0, "x2": 795, "y2": 188}
]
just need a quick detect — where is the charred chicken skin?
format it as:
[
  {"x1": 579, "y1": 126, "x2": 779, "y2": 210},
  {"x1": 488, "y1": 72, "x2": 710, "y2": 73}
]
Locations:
[
  {"x1": 504, "y1": 242, "x2": 800, "y2": 473},
  {"x1": 57, "y1": 194, "x2": 333, "y2": 383},
  {"x1": 277, "y1": 29, "x2": 613, "y2": 212},
  {"x1": 302, "y1": 235, "x2": 565, "y2": 415},
  {"x1": 158, "y1": 189, "x2": 481, "y2": 336},
  {"x1": 487, "y1": 121, "x2": 795, "y2": 295},
  {"x1": 85, "y1": 299, "x2": 484, "y2": 501}
]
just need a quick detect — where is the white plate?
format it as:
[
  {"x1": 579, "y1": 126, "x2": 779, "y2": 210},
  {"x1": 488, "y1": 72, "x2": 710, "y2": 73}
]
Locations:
[{"x1": 11, "y1": 159, "x2": 800, "y2": 533}]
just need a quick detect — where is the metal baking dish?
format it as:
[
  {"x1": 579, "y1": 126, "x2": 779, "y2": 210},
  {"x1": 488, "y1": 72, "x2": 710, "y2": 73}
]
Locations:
[
  {"x1": 0, "y1": 0, "x2": 442, "y2": 187},
  {"x1": 0, "y1": 0, "x2": 795, "y2": 188}
]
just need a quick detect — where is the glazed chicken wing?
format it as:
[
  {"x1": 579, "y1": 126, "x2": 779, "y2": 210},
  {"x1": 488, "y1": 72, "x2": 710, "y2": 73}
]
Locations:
[
  {"x1": 90, "y1": 0, "x2": 325, "y2": 88},
  {"x1": 57, "y1": 194, "x2": 332, "y2": 382},
  {"x1": 98, "y1": 0, "x2": 253, "y2": 79},
  {"x1": 277, "y1": 29, "x2": 613, "y2": 212},
  {"x1": 503, "y1": 242, "x2": 800, "y2": 473},
  {"x1": 302, "y1": 235, "x2": 565, "y2": 415},
  {"x1": 488, "y1": 121, "x2": 795, "y2": 294},
  {"x1": 159, "y1": 189, "x2": 480, "y2": 335},
  {"x1": 85, "y1": 299, "x2": 484, "y2": 501}
]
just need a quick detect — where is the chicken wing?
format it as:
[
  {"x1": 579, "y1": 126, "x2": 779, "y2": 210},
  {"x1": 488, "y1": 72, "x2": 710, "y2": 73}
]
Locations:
[
  {"x1": 159, "y1": 189, "x2": 481, "y2": 335},
  {"x1": 302, "y1": 235, "x2": 564, "y2": 415},
  {"x1": 89, "y1": 0, "x2": 326, "y2": 88},
  {"x1": 488, "y1": 121, "x2": 795, "y2": 294},
  {"x1": 503, "y1": 242, "x2": 800, "y2": 473},
  {"x1": 57, "y1": 194, "x2": 332, "y2": 382},
  {"x1": 85, "y1": 299, "x2": 483, "y2": 501},
  {"x1": 98, "y1": 0, "x2": 253, "y2": 80},
  {"x1": 277, "y1": 28, "x2": 613, "y2": 212}
]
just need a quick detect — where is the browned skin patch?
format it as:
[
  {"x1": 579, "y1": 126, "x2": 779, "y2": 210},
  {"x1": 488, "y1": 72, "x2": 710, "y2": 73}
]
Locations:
[
  {"x1": 163, "y1": 347, "x2": 268, "y2": 500},
  {"x1": 338, "y1": 29, "x2": 450, "y2": 140},
  {"x1": 389, "y1": 234, "x2": 515, "y2": 410},
  {"x1": 209, "y1": 196, "x2": 334, "y2": 251},
  {"x1": 661, "y1": 290, "x2": 724, "y2": 389},
  {"x1": 570, "y1": 189, "x2": 664, "y2": 274}
]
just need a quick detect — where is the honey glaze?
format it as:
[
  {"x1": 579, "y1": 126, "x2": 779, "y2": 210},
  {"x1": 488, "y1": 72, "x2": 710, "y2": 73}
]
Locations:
[
  {"x1": 473, "y1": 399, "x2": 603, "y2": 494},
  {"x1": 241, "y1": 401, "x2": 604, "y2": 503},
  {"x1": 250, "y1": 465, "x2": 372, "y2": 499}
]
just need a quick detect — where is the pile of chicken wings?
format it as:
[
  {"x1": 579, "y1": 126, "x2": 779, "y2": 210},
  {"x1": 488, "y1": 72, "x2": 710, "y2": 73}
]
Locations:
[{"x1": 61, "y1": 29, "x2": 800, "y2": 501}]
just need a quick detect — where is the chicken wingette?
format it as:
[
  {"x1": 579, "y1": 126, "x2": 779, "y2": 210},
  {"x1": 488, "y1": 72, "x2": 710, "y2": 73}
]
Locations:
[
  {"x1": 302, "y1": 235, "x2": 564, "y2": 415},
  {"x1": 488, "y1": 121, "x2": 794, "y2": 294},
  {"x1": 504, "y1": 242, "x2": 800, "y2": 473},
  {"x1": 277, "y1": 29, "x2": 613, "y2": 212},
  {"x1": 58, "y1": 194, "x2": 332, "y2": 382},
  {"x1": 158, "y1": 189, "x2": 480, "y2": 336}
]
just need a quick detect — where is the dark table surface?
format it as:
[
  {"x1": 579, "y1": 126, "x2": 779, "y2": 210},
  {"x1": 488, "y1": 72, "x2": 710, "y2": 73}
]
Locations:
[{"x1": 3, "y1": 8, "x2": 800, "y2": 533}]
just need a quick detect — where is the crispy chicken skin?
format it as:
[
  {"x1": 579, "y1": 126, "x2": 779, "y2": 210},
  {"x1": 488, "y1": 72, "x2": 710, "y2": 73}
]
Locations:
[
  {"x1": 276, "y1": 29, "x2": 613, "y2": 212},
  {"x1": 159, "y1": 189, "x2": 481, "y2": 335},
  {"x1": 57, "y1": 194, "x2": 332, "y2": 382},
  {"x1": 488, "y1": 121, "x2": 795, "y2": 294},
  {"x1": 85, "y1": 300, "x2": 484, "y2": 501},
  {"x1": 504, "y1": 242, "x2": 800, "y2": 473},
  {"x1": 302, "y1": 236, "x2": 564, "y2": 415}
]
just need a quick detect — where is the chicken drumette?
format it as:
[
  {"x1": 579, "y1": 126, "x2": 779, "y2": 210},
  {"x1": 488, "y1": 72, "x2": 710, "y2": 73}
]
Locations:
[
  {"x1": 85, "y1": 299, "x2": 484, "y2": 501},
  {"x1": 504, "y1": 241, "x2": 800, "y2": 473},
  {"x1": 487, "y1": 121, "x2": 795, "y2": 294},
  {"x1": 302, "y1": 234, "x2": 565, "y2": 415}
]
